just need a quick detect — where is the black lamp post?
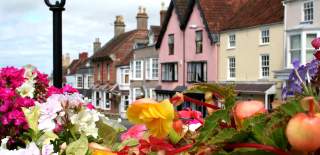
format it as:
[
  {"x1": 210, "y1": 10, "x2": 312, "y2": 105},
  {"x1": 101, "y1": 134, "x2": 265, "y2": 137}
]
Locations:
[{"x1": 44, "y1": 0, "x2": 66, "y2": 88}]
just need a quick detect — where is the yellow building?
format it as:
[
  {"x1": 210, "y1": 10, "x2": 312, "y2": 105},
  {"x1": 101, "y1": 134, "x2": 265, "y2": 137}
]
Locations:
[{"x1": 218, "y1": 0, "x2": 284, "y2": 110}]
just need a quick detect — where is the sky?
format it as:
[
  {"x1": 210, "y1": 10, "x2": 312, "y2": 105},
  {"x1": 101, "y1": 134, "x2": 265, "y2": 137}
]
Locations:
[{"x1": 0, "y1": 0, "x2": 170, "y2": 74}]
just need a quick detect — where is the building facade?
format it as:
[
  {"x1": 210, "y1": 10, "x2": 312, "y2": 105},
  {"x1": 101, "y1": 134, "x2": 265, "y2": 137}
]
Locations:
[
  {"x1": 219, "y1": 0, "x2": 284, "y2": 109},
  {"x1": 91, "y1": 8, "x2": 149, "y2": 116}
]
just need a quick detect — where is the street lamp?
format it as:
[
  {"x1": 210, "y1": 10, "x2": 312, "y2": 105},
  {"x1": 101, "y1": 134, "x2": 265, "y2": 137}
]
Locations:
[{"x1": 44, "y1": 0, "x2": 66, "y2": 88}]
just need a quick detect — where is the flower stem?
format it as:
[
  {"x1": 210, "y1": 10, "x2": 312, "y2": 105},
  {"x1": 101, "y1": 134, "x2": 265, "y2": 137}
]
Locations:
[
  {"x1": 225, "y1": 143, "x2": 289, "y2": 155},
  {"x1": 168, "y1": 144, "x2": 193, "y2": 154},
  {"x1": 294, "y1": 69, "x2": 310, "y2": 95},
  {"x1": 309, "y1": 98, "x2": 315, "y2": 117},
  {"x1": 183, "y1": 95, "x2": 220, "y2": 110}
]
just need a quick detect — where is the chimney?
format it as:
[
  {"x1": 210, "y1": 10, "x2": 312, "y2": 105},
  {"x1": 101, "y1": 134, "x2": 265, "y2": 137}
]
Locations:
[
  {"x1": 160, "y1": 2, "x2": 167, "y2": 27},
  {"x1": 114, "y1": 15, "x2": 125, "y2": 37},
  {"x1": 62, "y1": 53, "x2": 70, "y2": 68},
  {"x1": 79, "y1": 52, "x2": 88, "y2": 61},
  {"x1": 93, "y1": 38, "x2": 101, "y2": 53},
  {"x1": 136, "y1": 6, "x2": 148, "y2": 30}
]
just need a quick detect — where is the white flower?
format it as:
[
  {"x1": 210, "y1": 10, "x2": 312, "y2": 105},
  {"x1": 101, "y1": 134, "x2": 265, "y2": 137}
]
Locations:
[
  {"x1": 70, "y1": 109, "x2": 100, "y2": 138},
  {"x1": 24, "y1": 65, "x2": 37, "y2": 80},
  {"x1": 0, "y1": 142, "x2": 40, "y2": 155},
  {"x1": 38, "y1": 95, "x2": 63, "y2": 131},
  {"x1": 66, "y1": 93, "x2": 85, "y2": 108},
  {"x1": 42, "y1": 144, "x2": 57, "y2": 155},
  {"x1": 0, "y1": 137, "x2": 9, "y2": 149},
  {"x1": 188, "y1": 123, "x2": 202, "y2": 132},
  {"x1": 17, "y1": 81, "x2": 35, "y2": 98}
]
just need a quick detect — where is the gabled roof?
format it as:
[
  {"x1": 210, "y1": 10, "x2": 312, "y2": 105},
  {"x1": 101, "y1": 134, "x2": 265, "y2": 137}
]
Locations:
[
  {"x1": 222, "y1": 0, "x2": 284, "y2": 31},
  {"x1": 91, "y1": 30, "x2": 139, "y2": 61},
  {"x1": 116, "y1": 52, "x2": 133, "y2": 67}
]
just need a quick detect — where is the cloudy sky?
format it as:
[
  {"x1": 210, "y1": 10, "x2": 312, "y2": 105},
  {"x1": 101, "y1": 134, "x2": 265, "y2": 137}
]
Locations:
[{"x1": 0, "y1": 0, "x2": 170, "y2": 74}]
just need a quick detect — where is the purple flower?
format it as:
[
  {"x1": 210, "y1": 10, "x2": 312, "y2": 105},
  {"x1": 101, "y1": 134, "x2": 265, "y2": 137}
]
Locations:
[{"x1": 292, "y1": 59, "x2": 301, "y2": 69}]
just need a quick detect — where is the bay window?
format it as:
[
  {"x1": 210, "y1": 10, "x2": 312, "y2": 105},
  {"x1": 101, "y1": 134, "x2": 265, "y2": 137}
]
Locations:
[
  {"x1": 187, "y1": 62, "x2": 207, "y2": 83},
  {"x1": 306, "y1": 34, "x2": 317, "y2": 62},
  {"x1": 161, "y1": 63, "x2": 178, "y2": 82},
  {"x1": 290, "y1": 35, "x2": 301, "y2": 63}
]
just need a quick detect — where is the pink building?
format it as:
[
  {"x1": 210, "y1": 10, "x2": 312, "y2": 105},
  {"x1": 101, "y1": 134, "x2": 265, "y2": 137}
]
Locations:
[{"x1": 155, "y1": 0, "x2": 247, "y2": 113}]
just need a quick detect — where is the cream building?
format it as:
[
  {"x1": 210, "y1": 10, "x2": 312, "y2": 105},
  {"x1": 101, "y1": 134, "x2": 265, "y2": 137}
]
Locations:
[{"x1": 218, "y1": 0, "x2": 284, "y2": 110}]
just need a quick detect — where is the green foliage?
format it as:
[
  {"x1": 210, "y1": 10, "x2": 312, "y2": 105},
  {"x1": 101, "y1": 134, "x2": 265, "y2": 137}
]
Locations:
[
  {"x1": 66, "y1": 135, "x2": 88, "y2": 155},
  {"x1": 96, "y1": 119, "x2": 118, "y2": 146},
  {"x1": 22, "y1": 106, "x2": 40, "y2": 138},
  {"x1": 113, "y1": 138, "x2": 139, "y2": 151},
  {"x1": 168, "y1": 128, "x2": 183, "y2": 144}
]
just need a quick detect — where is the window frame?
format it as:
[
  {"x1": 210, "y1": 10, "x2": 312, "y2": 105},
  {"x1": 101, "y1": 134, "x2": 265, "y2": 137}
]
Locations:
[
  {"x1": 87, "y1": 75, "x2": 93, "y2": 88},
  {"x1": 228, "y1": 57, "x2": 236, "y2": 80},
  {"x1": 260, "y1": 54, "x2": 270, "y2": 79},
  {"x1": 168, "y1": 34, "x2": 175, "y2": 55},
  {"x1": 195, "y1": 30, "x2": 203, "y2": 54},
  {"x1": 306, "y1": 33, "x2": 317, "y2": 62},
  {"x1": 260, "y1": 28, "x2": 270, "y2": 45},
  {"x1": 76, "y1": 75, "x2": 83, "y2": 88},
  {"x1": 133, "y1": 60, "x2": 143, "y2": 80},
  {"x1": 132, "y1": 88, "x2": 143, "y2": 101},
  {"x1": 289, "y1": 34, "x2": 302, "y2": 64},
  {"x1": 106, "y1": 64, "x2": 110, "y2": 81},
  {"x1": 303, "y1": 1, "x2": 314, "y2": 23},
  {"x1": 97, "y1": 64, "x2": 101, "y2": 81},
  {"x1": 228, "y1": 34, "x2": 236, "y2": 49},
  {"x1": 187, "y1": 61, "x2": 207, "y2": 83},
  {"x1": 104, "y1": 92, "x2": 111, "y2": 110},
  {"x1": 161, "y1": 63, "x2": 178, "y2": 82}
]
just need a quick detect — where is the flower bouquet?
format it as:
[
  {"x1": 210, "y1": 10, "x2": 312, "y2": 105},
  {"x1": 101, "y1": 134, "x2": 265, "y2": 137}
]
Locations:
[{"x1": 0, "y1": 65, "x2": 126, "y2": 155}]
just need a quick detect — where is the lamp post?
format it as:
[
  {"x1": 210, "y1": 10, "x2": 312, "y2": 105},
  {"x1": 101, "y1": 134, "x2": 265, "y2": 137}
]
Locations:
[{"x1": 44, "y1": 0, "x2": 66, "y2": 88}]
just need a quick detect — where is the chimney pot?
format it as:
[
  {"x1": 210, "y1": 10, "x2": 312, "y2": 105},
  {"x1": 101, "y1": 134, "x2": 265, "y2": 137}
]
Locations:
[
  {"x1": 160, "y1": 2, "x2": 167, "y2": 27},
  {"x1": 114, "y1": 15, "x2": 125, "y2": 37},
  {"x1": 136, "y1": 6, "x2": 148, "y2": 30},
  {"x1": 93, "y1": 38, "x2": 101, "y2": 53}
]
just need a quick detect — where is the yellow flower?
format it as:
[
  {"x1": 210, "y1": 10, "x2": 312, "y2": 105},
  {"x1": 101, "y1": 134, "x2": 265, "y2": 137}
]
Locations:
[{"x1": 127, "y1": 98, "x2": 174, "y2": 138}]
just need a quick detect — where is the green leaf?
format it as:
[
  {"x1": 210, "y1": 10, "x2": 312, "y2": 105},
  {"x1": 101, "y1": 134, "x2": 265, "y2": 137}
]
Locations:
[
  {"x1": 99, "y1": 116, "x2": 127, "y2": 132},
  {"x1": 37, "y1": 131, "x2": 58, "y2": 146},
  {"x1": 96, "y1": 119, "x2": 118, "y2": 146},
  {"x1": 113, "y1": 138, "x2": 139, "y2": 151},
  {"x1": 168, "y1": 128, "x2": 183, "y2": 144},
  {"x1": 66, "y1": 135, "x2": 88, "y2": 155},
  {"x1": 22, "y1": 106, "x2": 40, "y2": 133},
  {"x1": 269, "y1": 127, "x2": 288, "y2": 150},
  {"x1": 210, "y1": 128, "x2": 248, "y2": 144},
  {"x1": 280, "y1": 100, "x2": 304, "y2": 116},
  {"x1": 197, "y1": 110, "x2": 229, "y2": 143}
]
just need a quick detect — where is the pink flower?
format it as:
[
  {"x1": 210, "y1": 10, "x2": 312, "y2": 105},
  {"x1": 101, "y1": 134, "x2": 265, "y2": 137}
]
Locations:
[
  {"x1": 62, "y1": 84, "x2": 78, "y2": 94},
  {"x1": 47, "y1": 86, "x2": 62, "y2": 97},
  {"x1": 312, "y1": 37, "x2": 320, "y2": 49},
  {"x1": 86, "y1": 103, "x2": 95, "y2": 110},
  {"x1": 0, "y1": 67, "x2": 25, "y2": 89},
  {"x1": 121, "y1": 125, "x2": 146, "y2": 141},
  {"x1": 178, "y1": 108, "x2": 203, "y2": 124},
  {"x1": 8, "y1": 109, "x2": 26, "y2": 126},
  {"x1": 53, "y1": 123, "x2": 63, "y2": 133}
]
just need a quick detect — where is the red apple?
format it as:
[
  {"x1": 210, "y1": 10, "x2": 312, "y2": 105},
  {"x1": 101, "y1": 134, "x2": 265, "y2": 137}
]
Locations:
[
  {"x1": 233, "y1": 100, "x2": 266, "y2": 128},
  {"x1": 286, "y1": 113, "x2": 320, "y2": 151}
]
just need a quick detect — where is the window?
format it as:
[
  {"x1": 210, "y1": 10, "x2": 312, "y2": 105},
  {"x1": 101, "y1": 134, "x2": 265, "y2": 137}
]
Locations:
[
  {"x1": 149, "y1": 89, "x2": 156, "y2": 99},
  {"x1": 107, "y1": 64, "x2": 110, "y2": 81},
  {"x1": 146, "y1": 58, "x2": 159, "y2": 80},
  {"x1": 168, "y1": 34, "x2": 174, "y2": 55},
  {"x1": 120, "y1": 68, "x2": 130, "y2": 84},
  {"x1": 161, "y1": 63, "x2": 178, "y2": 81},
  {"x1": 196, "y1": 30, "x2": 203, "y2": 53},
  {"x1": 95, "y1": 91, "x2": 100, "y2": 107},
  {"x1": 228, "y1": 57, "x2": 236, "y2": 79},
  {"x1": 124, "y1": 95, "x2": 129, "y2": 111},
  {"x1": 105, "y1": 93, "x2": 111, "y2": 109},
  {"x1": 187, "y1": 62, "x2": 207, "y2": 83},
  {"x1": 228, "y1": 34, "x2": 236, "y2": 48},
  {"x1": 133, "y1": 88, "x2": 143, "y2": 101},
  {"x1": 306, "y1": 34, "x2": 317, "y2": 62},
  {"x1": 261, "y1": 55, "x2": 270, "y2": 78},
  {"x1": 261, "y1": 29, "x2": 270, "y2": 44},
  {"x1": 97, "y1": 64, "x2": 101, "y2": 81},
  {"x1": 87, "y1": 75, "x2": 93, "y2": 88},
  {"x1": 133, "y1": 60, "x2": 143, "y2": 80},
  {"x1": 290, "y1": 35, "x2": 301, "y2": 63},
  {"x1": 134, "y1": 43, "x2": 146, "y2": 49},
  {"x1": 304, "y1": 1, "x2": 313, "y2": 22},
  {"x1": 76, "y1": 75, "x2": 83, "y2": 88}
]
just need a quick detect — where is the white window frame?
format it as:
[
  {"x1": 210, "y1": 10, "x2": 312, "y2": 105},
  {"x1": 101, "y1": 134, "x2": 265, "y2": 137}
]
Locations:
[
  {"x1": 121, "y1": 68, "x2": 130, "y2": 85},
  {"x1": 227, "y1": 57, "x2": 236, "y2": 80},
  {"x1": 149, "y1": 88, "x2": 155, "y2": 99},
  {"x1": 306, "y1": 33, "x2": 317, "y2": 62},
  {"x1": 133, "y1": 60, "x2": 143, "y2": 80},
  {"x1": 146, "y1": 58, "x2": 159, "y2": 80},
  {"x1": 289, "y1": 34, "x2": 302, "y2": 65},
  {"x1": 87, "y1": 75, "x2": 93, "y2": 88},
  {"x1": 260, "y1": 54, "x2": 270, "y2": 79},
  {"x1": 260, "y1": 28, "x2": 270, "y2": 45},
  {"x1": 76, "y1": 75, "x2": 83, "y2": 88},
  {"x1": 303, "y1": 1, "x2": 314, "y2": 23},
  {"x1": 132, "y1": 88, "x2": 143, "y2": 101},
  {"x1": 104, "y1": 92, "x2": 111, "y2": 110},
  {"x1": 228, "y1": 34, "x2": 236, "y2": 49}
]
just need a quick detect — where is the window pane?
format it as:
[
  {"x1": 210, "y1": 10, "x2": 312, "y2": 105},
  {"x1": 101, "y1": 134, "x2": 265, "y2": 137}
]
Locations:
[
  {"x1": 306, "y1": 50, "x2": 314, "y2": 62},
  {"x1": 291, "y1": 50, "x2": 301, "y2": 62},
  {"x1": 290, "y1": 35, "x2": 301, "y2": 50},
  {"x1": 307, "y1": 34, "x2": 317, "y2": 49}
]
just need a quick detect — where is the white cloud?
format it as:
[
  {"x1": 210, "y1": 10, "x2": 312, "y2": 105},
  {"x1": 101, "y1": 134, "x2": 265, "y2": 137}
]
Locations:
[{"x1": 0, "y1": 0, "x2": 170, "y2": 74}]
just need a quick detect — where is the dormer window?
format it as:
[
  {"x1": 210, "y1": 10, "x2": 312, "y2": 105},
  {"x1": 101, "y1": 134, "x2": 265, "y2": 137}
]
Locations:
[
  {"x1": 168, "y1": 34, "x2": 174, "y2": 55},
  {"x1": 303, "y1": 1, "x2": 313, "y2": 23}
]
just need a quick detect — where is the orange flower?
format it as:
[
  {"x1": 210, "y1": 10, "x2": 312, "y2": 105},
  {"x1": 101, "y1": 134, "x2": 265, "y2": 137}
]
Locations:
[
  {"x1": 89, "y1": 143, "x2": 116, "y2": 155},
  {"x1": 127, "y1": 98, "x2": 174, "y2": 138}
]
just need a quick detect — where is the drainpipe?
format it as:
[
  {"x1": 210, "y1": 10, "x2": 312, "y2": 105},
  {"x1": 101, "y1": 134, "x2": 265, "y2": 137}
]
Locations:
[{"x1": 183, "y1": 30, "x2": 186, "y2": 87}]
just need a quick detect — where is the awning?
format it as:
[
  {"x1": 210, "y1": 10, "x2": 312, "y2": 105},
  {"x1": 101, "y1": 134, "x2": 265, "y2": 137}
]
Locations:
[{"x1": 234, "y1": 83, "x2": 276, "y2": 95}]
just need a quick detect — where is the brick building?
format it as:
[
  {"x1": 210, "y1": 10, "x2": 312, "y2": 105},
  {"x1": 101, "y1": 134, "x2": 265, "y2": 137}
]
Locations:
[{"x1": 90, "y1": 7, "x2": 149, "y2": 115}]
